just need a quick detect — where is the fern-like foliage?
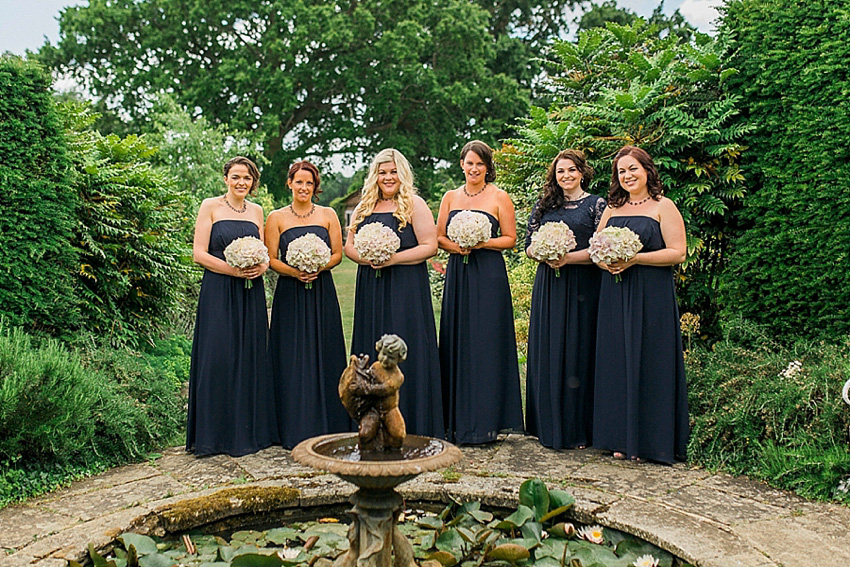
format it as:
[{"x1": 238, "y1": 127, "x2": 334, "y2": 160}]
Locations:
[
  {"x1": 498, "y1": 21, "x2": 750, "y2": 333},
  {"x1": 61, "y1": 102, "x2": 191, "y2": 347}
]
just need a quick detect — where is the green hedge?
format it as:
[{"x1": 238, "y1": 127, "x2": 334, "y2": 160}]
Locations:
[
  {"x1": 687, "y1": 317, "x2": 850, "y2": 502},
  {"x1": 0, "y1": 56, "x2": 80, "y2": 335},
  {"x1": 0, "y1": 325, "x2": 186, "y2": 506},
  {"x1": 720, "y1": 0, "x2": 850, "y2": 341}
]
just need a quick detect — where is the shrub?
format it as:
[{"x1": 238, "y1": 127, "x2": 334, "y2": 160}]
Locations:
[
  {"x1": 719, "y1": 0, "x2": 850, "y2": 341},
  {"x1": 686, "y1": 316, "x2": 850, "y2": 502},
  {"x1": 0, "y1": 324, "x2": 185, "y2": 506},
  {"x1": 0, "y1": 55, "x2": 80, "y2": 335}
]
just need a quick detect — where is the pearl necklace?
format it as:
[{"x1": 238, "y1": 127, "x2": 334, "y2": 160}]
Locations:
[
  {"x1": 222, "y1": 195, "x2": 247, "y2": 213},
  {"x1": 289, "y1": 203, "x2": 315, "y2": 218}
]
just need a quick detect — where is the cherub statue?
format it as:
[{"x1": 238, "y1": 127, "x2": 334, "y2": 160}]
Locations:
[{"x1": 339, "y1": 334, "x2": 408, "y2": 451}]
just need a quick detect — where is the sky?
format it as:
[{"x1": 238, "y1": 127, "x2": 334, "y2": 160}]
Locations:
[{"x1": 0, "y1": 0, "x2": 723, "y2": 57}]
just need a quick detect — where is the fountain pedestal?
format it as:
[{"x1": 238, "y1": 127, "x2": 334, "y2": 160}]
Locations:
[{"x1": 292, "y1": 433, "x2": 462, "y2": 567}]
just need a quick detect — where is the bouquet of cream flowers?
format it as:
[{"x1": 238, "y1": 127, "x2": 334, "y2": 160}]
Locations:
[
  {"x1": 588, "y1": 226, "x2": 643, "y2": 282},
  {"x1": 285, "y1": 233, "x2": 331, "y2": 289},
  {"x1": 527, "y1": 221, "x2": 577, "y2": 277},
  {"x1": 446, "y1": 210, "x2": 491, "y2": 263},
  {"x1": 353, "y1": 222, "x2": 401, "y2": 277},
  {"x1": 223, "y1": 236, "x2": 270, "y2": 288}
]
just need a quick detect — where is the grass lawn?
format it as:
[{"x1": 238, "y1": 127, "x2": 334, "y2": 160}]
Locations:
[
  {"x1": 333, "y1": 256, "x2": 358, "y2": 353},
  {"x1": 332, "y1": 257, "x2": 442, "y2": 355}
]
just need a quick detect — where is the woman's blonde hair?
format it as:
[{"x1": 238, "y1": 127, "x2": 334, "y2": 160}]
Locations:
[{"x1": 349, "y1": 148, "x2": 417, "y2": 232}]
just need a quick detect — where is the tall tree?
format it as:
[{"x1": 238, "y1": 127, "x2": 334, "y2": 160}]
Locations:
[
  {"x1": 577, "y1": 1, "x2": 696, "y2": 42},
  {"x1": 41, "y1": 0, "x2": 535, "y2": 199}
]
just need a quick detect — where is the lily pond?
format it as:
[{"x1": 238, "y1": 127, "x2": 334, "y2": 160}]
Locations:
[{"x1": 74, "y1": 479, "x2": 693, "y2": 567}]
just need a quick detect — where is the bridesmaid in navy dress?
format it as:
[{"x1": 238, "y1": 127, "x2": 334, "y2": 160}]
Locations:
[
  {"x1": 266, "y1": 161, "x2": 349, "y2": 448},
  {"x1": 187, "y1": 156, "x2": 277, "y2": 456},
  {"x1": 437, "y1": 140, "x2": 524, "y2": 444},
  {"x1": 525, "y1": 149, "x2": 606, "y2": 450},
  {"x1": 344, "y1": 149, "x2": 443, "y2": 438},
  {"x1": 593, "y1": 146, "x2": 689, "y2": 463}
]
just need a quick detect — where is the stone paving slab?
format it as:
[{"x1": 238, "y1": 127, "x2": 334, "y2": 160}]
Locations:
[
  {"x1": 656, "y1": 483, "x2": 792, "y2": 526},
  {"x1": 596, "y1": 497, "x2": 779, "y2": 567},
  {"x1": 41, "y1": 475, "x2": 188, "y2": 523},
  {"x1": 2, "y1": 435, "x2": 849, "y2": 567},
  {"x1": 568, "y1": 461, "x2": 710, "y2": 500},
  {"x1": 154, "y1": 450, "x2": 246, "y2": 489},
  {"x1": 0, "y1": 505, "x2": 78, "y2": 551},
  {"x1": 742, "y1": 513, "x2": 850, "y2": 567}
]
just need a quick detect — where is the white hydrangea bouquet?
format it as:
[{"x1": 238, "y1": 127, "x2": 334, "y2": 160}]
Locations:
[
  {"x1": 528, "y1": 221, "x2": 577, "y2": 277},
  {"x1": 223, "y1": 236, "x2": 269, "y2": 288},
  {"x1": 588, "y1": 225, "x2": 643, "y2": 282},
  {"x1": 353, "y1": 222, "x2": 401, "y2": 277},
  {"x1": 447, "y1": 210, "x2": 491, "y2": 263},
  {"x1": 285, "y1": 233, "x2": 331, "y2": 289}
]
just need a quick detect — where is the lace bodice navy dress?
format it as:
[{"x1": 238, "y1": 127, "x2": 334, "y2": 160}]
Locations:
[
  {"x1": 440, "y1": 210, "x2": 524, "y2": 444},
  {"x1": 524, "y1": 195, "x2": 606, "y2": 449},
  {"x1": 350, "y1": 212, "x2": 444, "y2": 438},
  {"x1": 593, "y1": 215, "x2": 689, "y2": 463},
  {"x1": 186, "y1": 219, "x2": 277, "y2": 457},
  {"x1": 269, "y1": 225, "x2": 350, "y2": 449}
]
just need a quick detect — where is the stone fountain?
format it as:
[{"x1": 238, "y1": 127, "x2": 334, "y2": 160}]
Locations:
[{"x1": 292, "y1": 335, "x2": 462, "y2": 567}]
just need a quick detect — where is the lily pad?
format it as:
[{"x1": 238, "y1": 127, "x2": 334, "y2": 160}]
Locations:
[
  {"x1": 119, "y1": 534, "x2": 159, "y2": 556},
  {"x1": 427, "y1": 550, "x2": 458, "y2": 566},
  {"x1": 519, "y1": 479, "x2": 550, "y2": 522},
  {"x1": 435, "y1": 528, "x2": 466, "y2": 553},
  {"x1": 230, "y1": 552, "x2": 285, "y2": 567},
  {"x1": 418, "y1": 516, "x2": 445, "y2": 530},
  {"x1": 486, "y1": 543, "x2": 531, "y2": 563},
  {"x1": 495, "y1": 504, "x2": 534, "y2": 529},
  {"x1": 139, "y1": 555, "x2": 179, "y2": 567}
]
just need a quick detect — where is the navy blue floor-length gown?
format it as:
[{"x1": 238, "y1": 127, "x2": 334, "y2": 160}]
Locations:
[
  {"x1": 187, "y1": 219, "x2": 277, "y2": 457},
  {"x1": 525, "y1": 195, "x2": 606, "y2": 449},
  {"x1": 350, "y1": 212, "x2": 444, "y2": 438},
  {"x1": 269, "y1": 225, "x2": 350, "y2": 448},
  {"x1": 592, "y1": 215, "x2": 689, "y2": 463},
  {"x1": 440, "y1": 210, "x2": 524, "y2": 444}
]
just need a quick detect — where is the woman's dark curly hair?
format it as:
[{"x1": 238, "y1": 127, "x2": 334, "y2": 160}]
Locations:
[
  {"x1": 532, "y1": 149, "x2": 595, "y2": 224},
  {"x1": 608, "y1": 146, "x2": 663, "y2": 208}
]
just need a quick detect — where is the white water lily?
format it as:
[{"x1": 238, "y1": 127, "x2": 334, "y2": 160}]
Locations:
[
  {"x1": 577, "y1": 524, "x2": 604, "y2": 544},
  {"x1": 278, "y1": 546, "x2": 301, "y2": 560},
  {"x1": 632, "y1": 554, "x2": 660, "y2": 567}
]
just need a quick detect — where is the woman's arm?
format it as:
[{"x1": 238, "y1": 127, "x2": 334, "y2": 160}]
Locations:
[
  {"x1": 265, "y1": 210, "x2": 299, "y2": 278},
  {"x1": 477, "y1": 188, "x2": 516, "y2": 251},
  {"x1": 436, "y1": 190, "x2": 463, "y2": 254},
  {"x1": 325, "y1": 207, "x2": 344, "y2": 270},
  {"x1": 380, "y1": 196, "x2": 437, "y2": 266},
  {"x1": 637, "y1": 198, "x2": 686, "y2": 265},
  {"x1": 192, "y1": 198, "x2": 241, "y2": 276}
]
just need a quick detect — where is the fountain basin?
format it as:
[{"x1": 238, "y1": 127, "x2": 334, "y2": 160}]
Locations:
[{"x1": 292, "y1": 433, "x2": 462, "y2": 489}]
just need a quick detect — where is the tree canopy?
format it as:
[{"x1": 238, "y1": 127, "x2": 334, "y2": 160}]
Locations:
[
  {"x1": 41, "y1": 0, "x2": 578, "y2": 198},
  {"x1": 498, "y1": 21, "x2": 749, "y2": 330}
]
